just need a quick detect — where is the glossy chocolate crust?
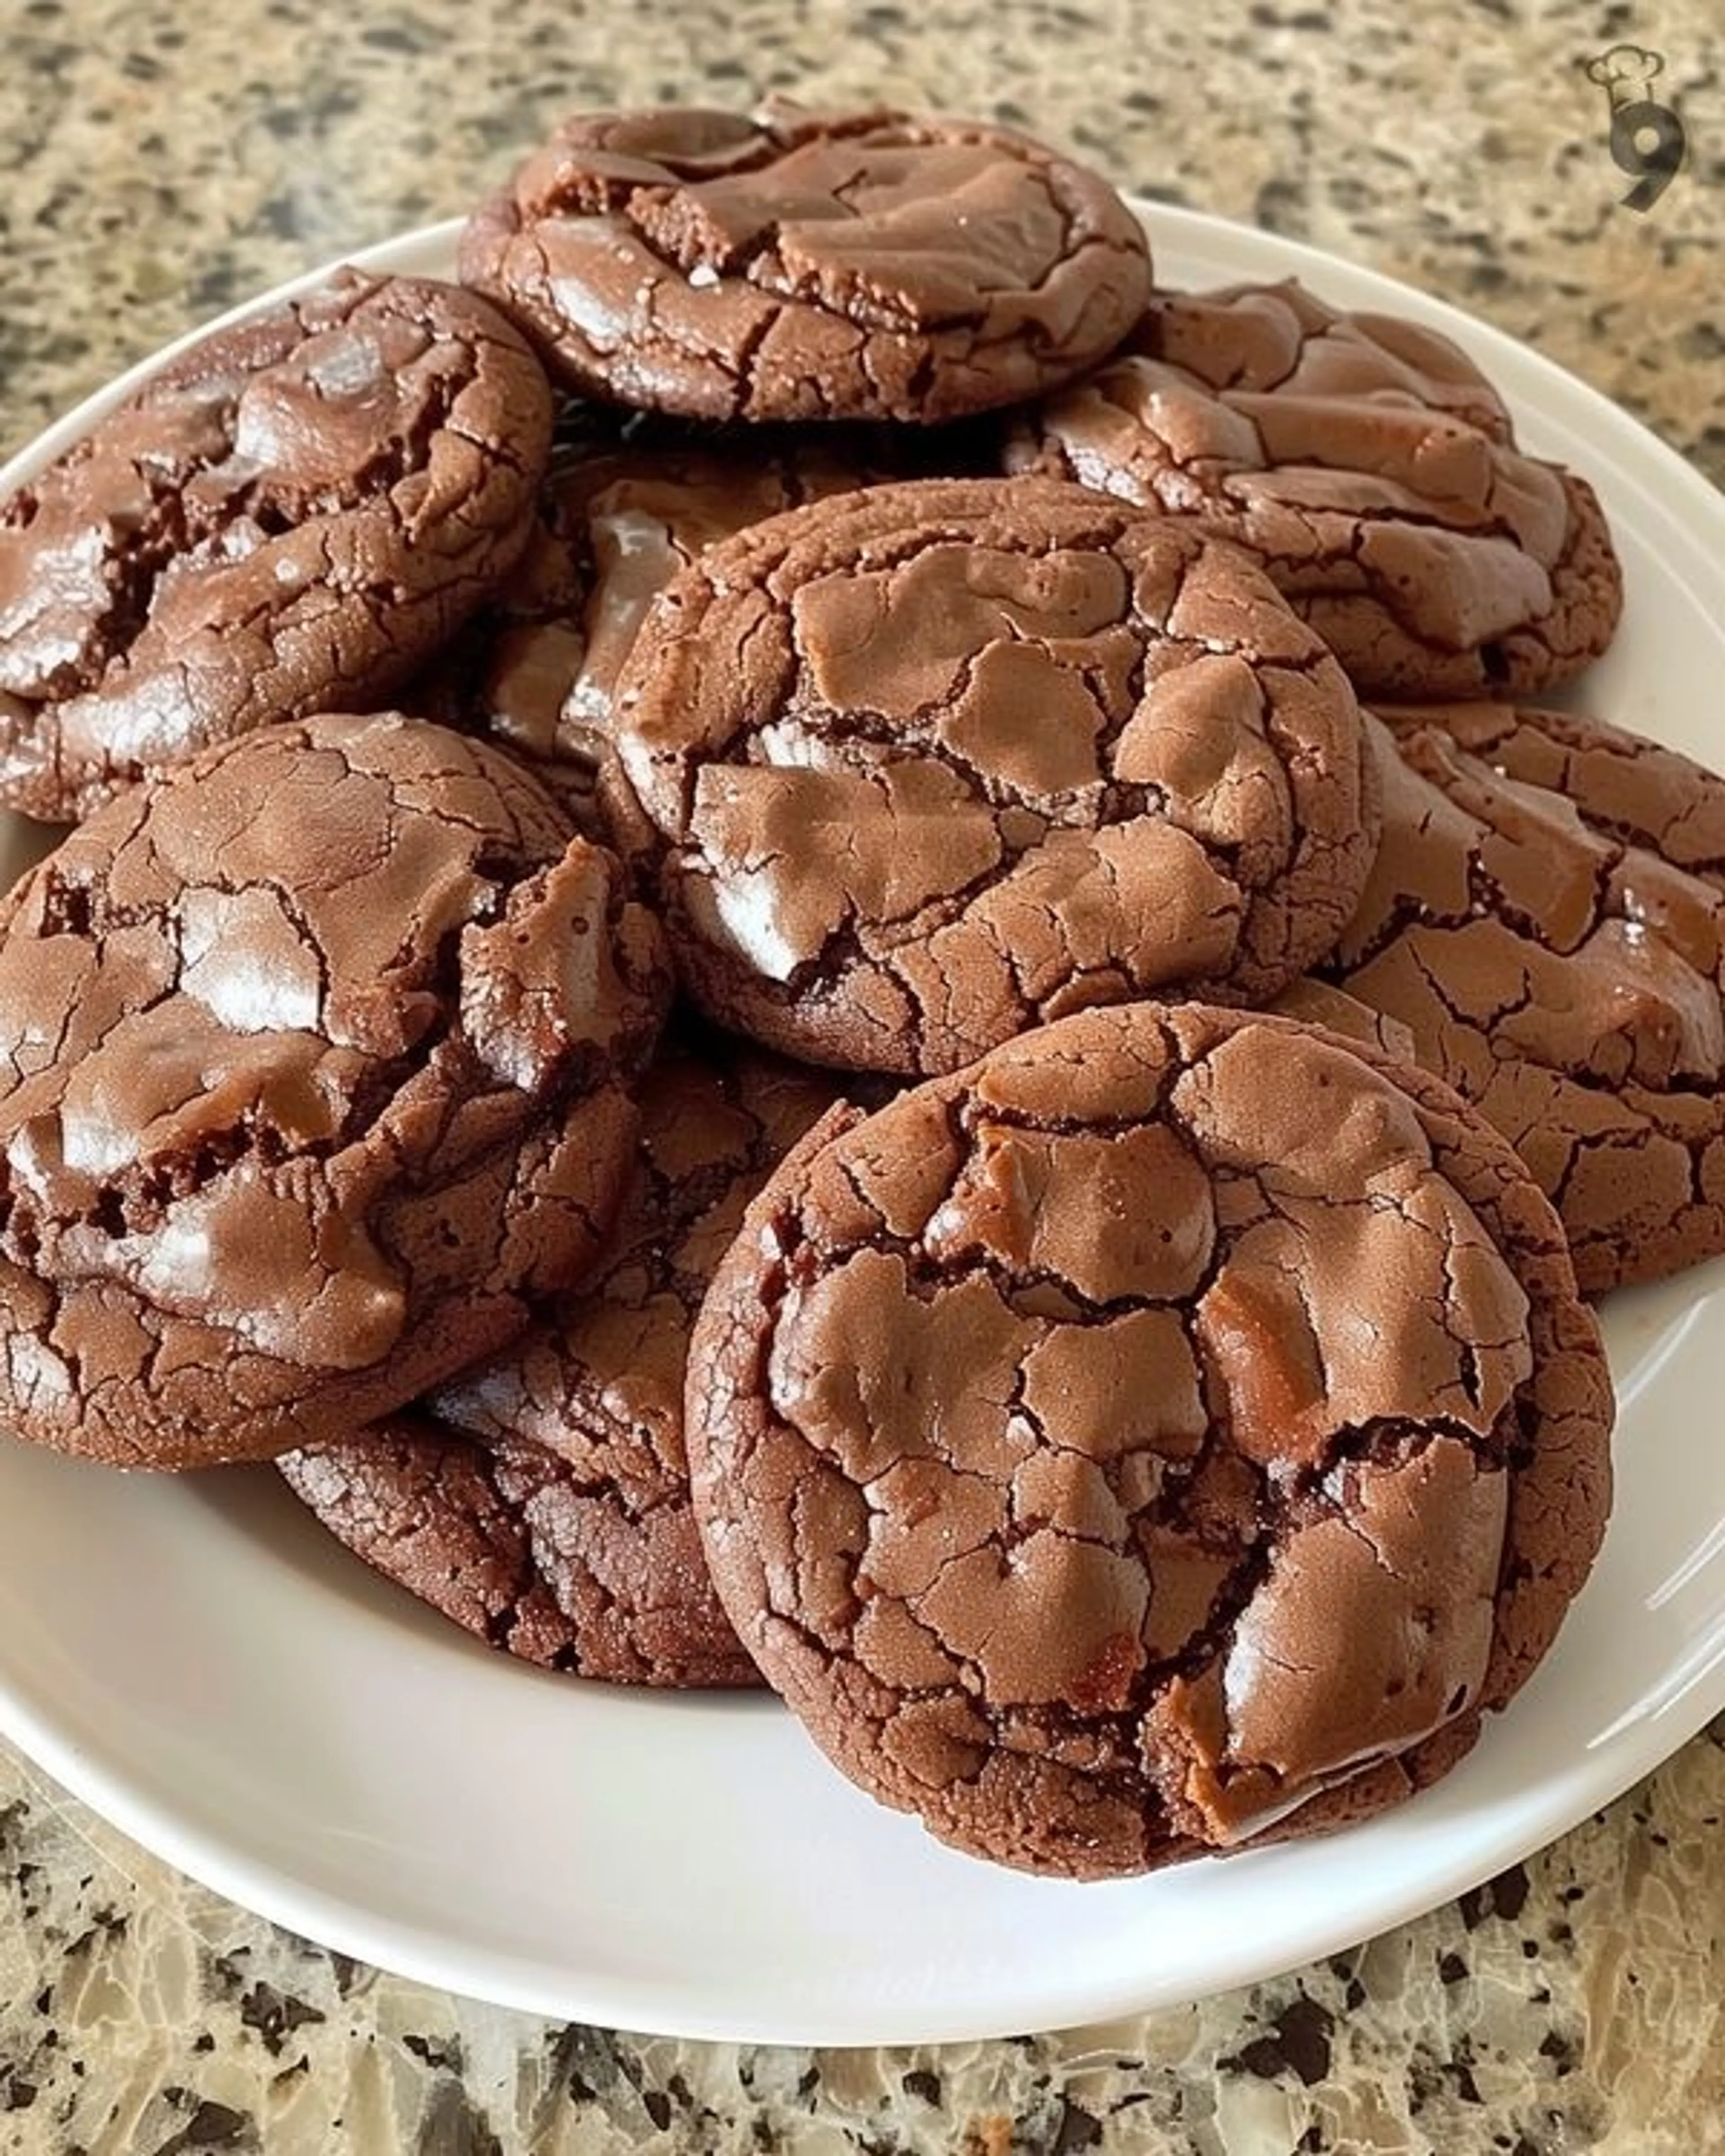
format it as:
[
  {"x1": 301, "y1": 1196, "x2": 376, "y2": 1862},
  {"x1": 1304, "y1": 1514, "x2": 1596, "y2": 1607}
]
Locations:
[
  {"x1": 284, "y1": 1040, "x2": 850, "y2": 1685},
  {"x1": 0, "y1": 271, "x2": 554, "y2": 822},
  {"x1": 458, "y1": 101, "x2": 1152, "y2": 424},
  {"x1": 1008, "y1": 279, "x2": 1623, "y2": 700},
  {"x1": 0, "y1": 712, "x2": 669, "y2": 1469},
  {"x1": 686, "y1": 1003, "x2": 1612, "y2": 1879},
  {"x1": 1326, "y1": 702, "x2": 1725, "y2": 1294},
  {"x1": 606, "y1": 475, "x2": 1379, "y2": 1075}
]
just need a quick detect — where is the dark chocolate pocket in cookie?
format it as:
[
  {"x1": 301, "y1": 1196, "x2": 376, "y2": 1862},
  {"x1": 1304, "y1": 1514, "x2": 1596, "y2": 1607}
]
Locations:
[
  {"x1": 0, "y1": 710, "x2": 669, "y2": 1469},
  {"x1": 0, "y1": 270, "x2": 554, "y2": 821}
]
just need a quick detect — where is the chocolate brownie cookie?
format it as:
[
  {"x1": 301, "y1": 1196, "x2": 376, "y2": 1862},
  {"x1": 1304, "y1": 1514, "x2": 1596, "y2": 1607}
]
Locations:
[
  {"x1": 283, "y1": 1038, "x2": 852, "y2": 1684},
  {"x1": 0, "y1": 711, "x2": 669, "y2": 1469},
  {"x1": 687, "y1": 1002, "x2": 1612, "y2": 1879},
  {"x1": 1323, "y1": 702, "x2": 1725, "y2": 1294},
  {"x1": 459, "y1": 101, "x2": 1152, "y2": 424},
  {"x1": 0, "y1": 271, "x2": 554, "y2": 822},
  {"x1": 605, "y1": 476, "x2": 1378, "y2": 1074},
  {"x1": 1009, "y1": 280, "x2": 1622, "y2": 699}
]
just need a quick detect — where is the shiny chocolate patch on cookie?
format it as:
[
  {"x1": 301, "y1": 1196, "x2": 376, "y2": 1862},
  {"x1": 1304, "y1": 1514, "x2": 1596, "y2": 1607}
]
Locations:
[
  {"x1": 285, "y1": 1039, "x2": 858, "y2": 1686},
  {"x1": 1009, "y1": 279, "x2": 1622, "y2": 700},
  {"x1": 0, "y1": 271, "x2": 553, "y2": 821},
  {"x1": 458, "y1": 101, "x2": 1151, "y2": 424},
  {"x1": 1323, "y1": 702, "x2": 1725, "y2": 1294}
]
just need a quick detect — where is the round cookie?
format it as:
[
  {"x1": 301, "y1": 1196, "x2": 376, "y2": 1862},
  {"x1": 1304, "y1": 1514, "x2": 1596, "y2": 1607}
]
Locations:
[
  {"x1": 283, "y1": 1037, "x2": 855, "y2": 1685},
  {"x1": 0, "y1": 710, "x2": 669, "y2": 1469},
  {"x1": 1008, "y1": 279, "x2": 1623, "y2": 700},
  {"x1": 458, "y1": 101, "x2": 1152, "y2": 424},
  {"x1": 1321, "y1": 701, "x2": 1725, "y2": 1294},
  {"x1": 0, "y1": 270, "x2": 554, "y2": 822},
  {"x1": 686, "y1": 1001, "x2": 1613, "y2": 1880},
  {"x1": 604, "y1": 474, "x2": 1378, "y2": 1075}
]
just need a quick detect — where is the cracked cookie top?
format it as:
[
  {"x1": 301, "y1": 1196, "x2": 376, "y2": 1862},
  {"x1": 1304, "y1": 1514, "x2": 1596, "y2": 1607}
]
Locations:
[
  {"x1": 0, "y1": 270, "x2": 554, "y2": 822},
  {"x1": 686, "y1": 1001, "x2": 1613, "y2": 1879},
  {"x1": 457, "y1": 101, "x2": 1152, "y2": 424},
  {"x1": 1324, "y1": 702, "x2": 1725, "y2": 1294},
  {"x1": 283, "y1": 1036, "x2": 855, "y2": 1686},
  {"x1": 1008, "y1": 279, "x2": 1623, "y2": 700},
  {"x1": 0, "y1": 711, "x2": 669, "y2": 1468},
  {"x1": 605, "y1": 475, "x2": 1379, "y2": 1075}
]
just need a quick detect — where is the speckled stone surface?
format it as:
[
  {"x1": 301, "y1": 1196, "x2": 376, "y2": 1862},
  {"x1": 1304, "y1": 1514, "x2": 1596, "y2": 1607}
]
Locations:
[{"x1": 1, "y1": 1, "x2": 1724, "y2": 2150}]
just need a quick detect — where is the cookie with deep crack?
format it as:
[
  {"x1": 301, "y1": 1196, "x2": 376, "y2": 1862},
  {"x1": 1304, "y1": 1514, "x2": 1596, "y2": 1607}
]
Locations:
[
  {"x1": 0, "y1": 711, "x2": 669, "y2": 1468},
  {"x1": 283, "y1": 1037, "x2": 855, "y2": 1684},
  {"x1": 1008, "y1": 279, "x2": 1623, "y2": 699},
  {"x1": 1322, "y1": 701, "x2": 1725, "y2": 1294},
  {"x1": 0, "y1": 270, "x2": 554, "y2": 822},
  {"x1": 458, "y1": 101, "x2": 1152, "y2": 424},
  {"x1": 604, "y1": 474, "x2": 1378, "y2": 1075},
  {"x1": 686, "y1": 1001, "x2": 1613, "y2": 1879}
]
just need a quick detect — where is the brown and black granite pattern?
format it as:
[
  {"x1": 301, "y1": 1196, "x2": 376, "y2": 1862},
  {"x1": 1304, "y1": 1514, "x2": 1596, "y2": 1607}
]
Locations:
[
  {"x1": 4, "y1": 1730, "x2": 1725, "y2": 2149},
  {"x1": 2, "y1": 0, "x2": 1723, "y2": 2146},
  {"x1": 2, "y1": 4, "x2": 1720, "y2": 489}
]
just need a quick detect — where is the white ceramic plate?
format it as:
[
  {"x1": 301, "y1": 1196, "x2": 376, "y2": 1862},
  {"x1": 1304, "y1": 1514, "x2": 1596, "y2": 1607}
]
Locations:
[{"x1": 2, "y1": 208, "x2": 1723, "y2": 2048}]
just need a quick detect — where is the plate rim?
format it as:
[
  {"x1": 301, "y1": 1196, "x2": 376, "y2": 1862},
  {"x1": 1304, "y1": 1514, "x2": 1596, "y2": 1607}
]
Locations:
[{"x1": 1, "y1": 201, "x2": 1723, "y2": 2046}]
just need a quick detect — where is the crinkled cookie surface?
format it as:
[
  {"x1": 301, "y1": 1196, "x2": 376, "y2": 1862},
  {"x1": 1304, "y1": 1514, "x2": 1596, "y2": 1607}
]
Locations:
[
  {"x1": 0, "y1": 270, "x2": 553, "y2": 820},
  {"x1": 416, "y1": 427, "x2": 917, "y2": 768},
  {"x1": 1010, "y1": 279, "x2": 1622, "y2": 700},
  {"x1": 687, "y1": 1002, "x2": 1612, "y2": 1878},
  {"x1": 285, "y1": 1038, "x2": 854, "y2": 1686},
  {"x1": 1325, "y1": 702, "x2": 1725, "y2": 1294},
  {"x1": 458, "y1": 101, "x2": 1152, "y2": 423},
  {"x1": 607, "y1": 475, "x2": 1378, "y2": 1074},
  {"x1": 0, "y1": 711, "x2": 668, "y2": 1467}
]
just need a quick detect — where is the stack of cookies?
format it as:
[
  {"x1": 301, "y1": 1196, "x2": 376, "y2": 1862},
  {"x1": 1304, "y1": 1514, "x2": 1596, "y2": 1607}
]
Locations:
[{"x1": 11, "y1": 97, "x2": 1708, "y2": 1880}]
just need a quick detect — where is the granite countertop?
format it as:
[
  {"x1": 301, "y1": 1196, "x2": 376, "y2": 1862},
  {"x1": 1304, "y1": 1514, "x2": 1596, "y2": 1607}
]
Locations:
[{"x1": 2, "y1": 2, "x2": 1723, "y2": 2149}]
